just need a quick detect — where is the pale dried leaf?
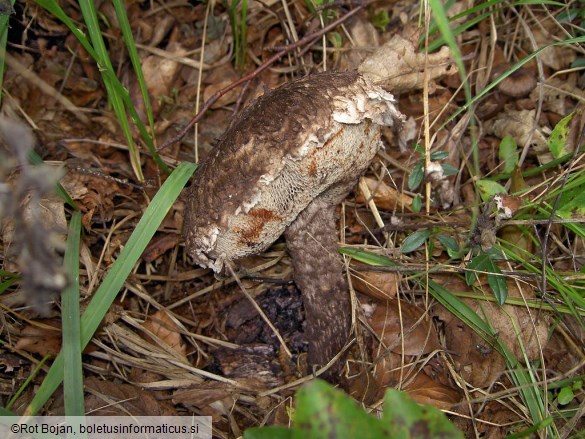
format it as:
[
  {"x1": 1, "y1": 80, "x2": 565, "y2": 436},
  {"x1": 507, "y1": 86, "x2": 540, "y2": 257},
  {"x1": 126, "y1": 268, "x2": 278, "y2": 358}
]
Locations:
[
  {"x1": 484, "y1": 109, "x2": 549, "y2": 160},
  {"x1": 356, "y1": 176, "x2": 413, "y2": 211},
  {"x1": 358, "y1": 35, "x2": 457, "y2": 92},
  {"x1": 403, "y1": 372, "x2": 460, "y2": 410},
  {"x1": 351, "y1": 265, "x2": 399, "y2": 301},
  {"x1": 433, "y1": 275, "x2": 549, "y2": 386},
  {"x1": 369, "y1": 299, "x2": 441, "y2": 357},
  {"x1": 142, "y1": 310, "x2": 188, "y2": 359}
]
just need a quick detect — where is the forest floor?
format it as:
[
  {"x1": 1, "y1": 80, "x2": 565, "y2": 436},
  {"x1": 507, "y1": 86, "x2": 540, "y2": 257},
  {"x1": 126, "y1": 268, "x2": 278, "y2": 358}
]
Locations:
[{"x1": 1, "y1": 0, "x2": 584, "y2": 438}]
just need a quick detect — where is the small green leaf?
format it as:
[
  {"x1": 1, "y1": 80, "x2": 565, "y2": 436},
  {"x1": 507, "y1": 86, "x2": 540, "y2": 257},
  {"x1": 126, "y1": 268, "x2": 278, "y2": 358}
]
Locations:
[
  {"x1": 408, "y1": 161, "x2": 424, "y2": 191},
  {"x1": 294, "y1": 380, "x2": 390, "y2": 439},
  {"x1": 441, "y1": 163, "x2": 459, "y2": 176},
  {"x1": 557, "y1": 386, "x2": 574, "y2": 405},
  {"x1": 437, "y1": 234, "x2": 459, "y2": 253},
  {"x1": 557, "y1": 185, "x2": 585, "y2": 218},
  {"x1": 339, "y1": 247, "x2": 396, "y2": 267},
  {"x1": 548, "y1": 112, "x2": 574, "y2": 159},
  {"x1": 466, "y1": 253, "x2": 508, "y2": 304},
  {"x1": 430, "y1": 150, "x2": 449, "y2": 160},
  {"x1": 327, "y1": 31, "x2": 342, "y2": 48},
  {"x1": 401, "y1": 230, "x2": 431, "y2": 253},
  {"x1": 383, "y1": 390, "x2": 464, "y2": 438},
  {"x1": 411, "y1": 193, "x2": 422, "y2": 212},
  {"x1": 477, "y1": 179, "x2": 507, "y2": 201},
  {"x1": 371, "y1": 10, "x2": 389, "y2": 32},
  {"x1": 499, "y1": 135, "x2": 518, "y2": 174}
]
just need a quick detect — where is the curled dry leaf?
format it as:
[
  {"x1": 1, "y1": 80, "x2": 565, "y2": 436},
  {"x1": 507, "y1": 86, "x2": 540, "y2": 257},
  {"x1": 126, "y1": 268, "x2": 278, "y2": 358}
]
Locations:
[
  {"x1": 83, "y1": 376, "x2": 176, "y2": 416},
  {"x1": 433, "y1": 275, "x2": 549, "y2": 387},
  {"x1": 355, "y1": 176, "x2": 413, "y2": 212},
  {"x1": 351, "y1": 263, "x2": 399, "y2": 301},
  {"x1": 15, "y1": 320, "x2": 98, "y2": 357},
  {"x1": 338, "y1": 18, "x2": 380, "y2": 71},
  {"x1": 141, "y1": 310, "x2": 188, "y2": 360},
  {"x1": 370, "y1": 299, "x2": 441, "y2": 358},
  {"x1": 142, "y1": 233, "x2": 180, "y2": 262},
  {"x1": 353, "y1": 273, "x2": 398, "y2": 302},
  {"x1": 527, "y1": 20, "x2": 576, "y2": 70},
  {"x1": 141, "y1": 42, "x2": 187, "y2": 104},
  {"x1": 358, "y1": 34, "x2": 457, "y2": 93},
  {"x1": 401, "y1": 371, "x2": 461, "y2": 411},
  {"x1": 484, "y1": 109, "x2": 549, "y2": 160},
  {"x1": 14, "y1": 320, "x2": 63, "y2": 357},
  {"x1": 368, "y1": 300, "x2": 458, "y2": 410}
]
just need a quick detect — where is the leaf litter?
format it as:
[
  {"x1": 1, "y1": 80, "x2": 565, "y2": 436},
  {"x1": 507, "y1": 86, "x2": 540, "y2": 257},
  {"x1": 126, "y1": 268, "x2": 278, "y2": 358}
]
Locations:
[{"x1": 0, "y1": 1, "x2": 584, "y2": 437}]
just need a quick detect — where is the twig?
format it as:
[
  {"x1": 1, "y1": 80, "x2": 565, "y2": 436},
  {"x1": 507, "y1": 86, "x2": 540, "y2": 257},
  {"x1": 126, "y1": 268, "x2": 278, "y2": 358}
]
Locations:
[{"x1": 156, "y1": 4, "x2": 365, "y2": 153}]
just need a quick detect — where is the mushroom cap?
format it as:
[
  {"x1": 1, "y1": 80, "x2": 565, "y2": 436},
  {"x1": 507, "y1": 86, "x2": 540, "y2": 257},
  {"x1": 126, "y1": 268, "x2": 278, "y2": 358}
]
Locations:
[
  {"x1": 184, "y1": 71, "x2": 404, "y2": 272},
  {"x1": 493, "y1": 64, "x2": 537, "y2": 98}
]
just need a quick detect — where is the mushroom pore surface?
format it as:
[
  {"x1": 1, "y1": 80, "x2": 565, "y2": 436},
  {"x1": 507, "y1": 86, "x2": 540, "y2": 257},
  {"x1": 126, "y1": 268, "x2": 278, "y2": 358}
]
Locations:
[{"x1": 184, "y1": 71, "x2": 403, "y2": 272}]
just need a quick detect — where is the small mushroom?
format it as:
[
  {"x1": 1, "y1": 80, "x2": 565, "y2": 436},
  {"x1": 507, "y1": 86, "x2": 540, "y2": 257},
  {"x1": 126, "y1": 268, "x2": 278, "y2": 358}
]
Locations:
[
  {"x1": 183, "y1": 71, "x2": 404, "y2": 375},
  {"x1": 492, "y1": 63, "x2": 537, "y2": 98}
]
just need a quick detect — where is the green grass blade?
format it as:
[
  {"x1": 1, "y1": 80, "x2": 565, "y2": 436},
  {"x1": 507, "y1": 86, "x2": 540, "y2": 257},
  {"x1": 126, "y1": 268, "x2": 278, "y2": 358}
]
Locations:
[
  {"x1": 33, "y1": 0, "x2": 170, "y2": 175},
  {"x1": 427, "y1": 279, "x2": 552, "y2": 434},
  {"x1": 0, "y1": 1, "x2": 15, "y2": 107},
  {"x1": 441, "y1": 36, "x2": 585, "y2": 129},
  {"x1": 76, "y1": 0, "x2": 143, "y2": 182},
  {"x1": 61, "y1": 212, "x2": 84, "y2": 416},
  {"x1": 112, "y1": 0, "x2": 155, "y2": 135},
  {"x1": 24, "y1": 162, "x2": 196, "y2": 415}
]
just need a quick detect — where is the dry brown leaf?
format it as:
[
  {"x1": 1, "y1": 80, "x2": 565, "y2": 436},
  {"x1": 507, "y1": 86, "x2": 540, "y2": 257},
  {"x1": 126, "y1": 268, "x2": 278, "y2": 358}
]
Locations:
[
  {"x1": 358, "y1": 34, "x2": 457, "y2": 92},
  {"x1": 203, "y1": 80, "x2": 240, "y2": 109},
  {"x1": 14, "y1": 320, "x2": 62, "y2": 357},
  {"x1": 402, "y1": 372, "x2": 460, "y2": 410},
  {"x1": 351, "y1": 264, "x2": 399, "y2": 301},
  {"x1": 484, "y1": 109, "x2": 549, "y2": 161},
  {"x1": 84, "y1": 376, "x2": 176, "y2": 416},
  {"x1": 356, "y1": 176, "x2": 413, "y2": 212},
  {"x1": 370, "y1": 299, "x2": 441, "y2": 357},
  {"x1": 142, "y1": 42, "x2": 186, "y2": 102},
  {"x1": 538, "y1": 76, "x2": 585, "y2": 117},
  {"x1": 142, "y1": 234, "x2": 180, "y2": 262},
  {"x1": 433, "y1": 275, "x2": 549, "y2": 387},
  {"x1": 142, "y1": 310, "x2": 188, "y2": 360},
  {"x1": 527, "y1": 19, "x2": 576, "y2": 70},
  {"x1": 338, "y1": 18, "x2": 380, "y2": 71}
]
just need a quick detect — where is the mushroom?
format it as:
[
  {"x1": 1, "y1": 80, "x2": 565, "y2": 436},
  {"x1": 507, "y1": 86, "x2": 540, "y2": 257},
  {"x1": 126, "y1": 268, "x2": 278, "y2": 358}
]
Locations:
[{"x1": 183, "y1": 71, "x2": 404, "y2": 375}]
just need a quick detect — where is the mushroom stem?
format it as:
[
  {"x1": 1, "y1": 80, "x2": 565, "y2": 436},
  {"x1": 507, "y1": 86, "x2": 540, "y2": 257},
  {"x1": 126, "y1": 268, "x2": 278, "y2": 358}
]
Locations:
[{"x1": 284, "y1": 198, "x2": 350, "y2": 375}]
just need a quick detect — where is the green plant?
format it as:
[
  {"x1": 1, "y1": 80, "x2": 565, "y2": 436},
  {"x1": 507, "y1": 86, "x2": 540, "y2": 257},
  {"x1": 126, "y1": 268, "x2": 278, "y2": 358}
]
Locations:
[
  {"x1": 34, "y1": 0, "x2": 168, "y2": 180},
  {"x1": 244, "y1": 379, "x2": 463, "y2": 439},
  {"x1": 0, "y1": 162, "x2": 196, "y2": 417},
  {"x1": 227, "y1": 0, "x2": 248, "y2": 69}
]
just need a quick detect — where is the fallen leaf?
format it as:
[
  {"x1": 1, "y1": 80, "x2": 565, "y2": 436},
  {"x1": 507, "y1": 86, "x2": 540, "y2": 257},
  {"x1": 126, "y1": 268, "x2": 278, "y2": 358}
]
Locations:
[
  {"x1": 142, "y1": 234, "x2": 180, "y2": 262},
  {"x1": 358, "y1": 34, "x2": 457, "y2": 92},
  {"x1": 142, "y1": 310, "x2": 188, "y2": 360},
  {"x1": 350, "y1": 263, "x2": 399, "y2": 301},
  {"x1": 83, "y1": 376, "x2": 176, "y2": 416},
  {"x1": 14, "y1": 320, "x2": 62, "y2": 357},
  {"x1": 484, "y1": 109, "x2": 549, "y2": 162},
  {"x1": 401, "y1": 371, "x2": 460, "y2": 410},
  {"x1": 369, "y1": 299, "x2": 441, "y2": 358},
  {"x1": 433, "y1": 274, "x2": 549, "y2": 387},
  {"x1": 356, "y1": 176, "x2": 413, "y2": 211}
]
